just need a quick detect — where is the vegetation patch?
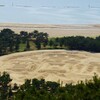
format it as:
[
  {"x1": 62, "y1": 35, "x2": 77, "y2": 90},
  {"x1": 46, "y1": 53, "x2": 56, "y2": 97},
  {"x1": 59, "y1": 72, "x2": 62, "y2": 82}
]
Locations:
[{"x1": 0, "y1": 72, "x2": 100, "y2": 100}]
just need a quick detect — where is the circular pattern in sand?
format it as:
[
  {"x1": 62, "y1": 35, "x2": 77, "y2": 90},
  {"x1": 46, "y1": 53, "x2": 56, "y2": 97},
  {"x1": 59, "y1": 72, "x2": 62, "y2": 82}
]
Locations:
[{"x1": 0, "y1": 50, "x2": 100, "y2": 85}]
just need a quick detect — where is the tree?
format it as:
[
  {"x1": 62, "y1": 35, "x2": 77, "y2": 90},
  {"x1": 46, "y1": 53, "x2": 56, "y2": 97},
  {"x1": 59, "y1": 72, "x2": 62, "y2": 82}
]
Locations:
[
  {"x1": 43, "y1": 39, "x2": 48, "y2": 47},
  {"x1": 0, "y1": 29, "x2": 17, "y2": 54},
  {"x1": 26, "y1": 40, "x2": 30, "y2": 50},
  {"x1": 35, "y1": 41, "x2": 41, "y2": 50},
  {"x1": 49, "y1": 39, "x2": 54, "y2": 47},
  {"x1": 0, "y1": 72, "x2": 12, "y2": 100},
  {"x1": 20, "y1": 31, "x2": 28, "y2": 43}
]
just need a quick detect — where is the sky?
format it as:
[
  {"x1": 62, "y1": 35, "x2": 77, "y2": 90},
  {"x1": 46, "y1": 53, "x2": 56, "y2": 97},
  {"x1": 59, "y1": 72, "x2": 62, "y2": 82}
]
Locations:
[{"x1": 0, "y1": 0, "x2": 100, "y2": 24}]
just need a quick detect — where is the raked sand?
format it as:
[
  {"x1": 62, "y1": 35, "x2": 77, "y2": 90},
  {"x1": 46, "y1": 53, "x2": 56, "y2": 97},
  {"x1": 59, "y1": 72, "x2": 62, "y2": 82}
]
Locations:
[
  {"x1": 0, "y1": 23, "x2": 100, "y2": 37},
  {"x1": 0, "y1": 50, "x2": 100, "y2": 85}
]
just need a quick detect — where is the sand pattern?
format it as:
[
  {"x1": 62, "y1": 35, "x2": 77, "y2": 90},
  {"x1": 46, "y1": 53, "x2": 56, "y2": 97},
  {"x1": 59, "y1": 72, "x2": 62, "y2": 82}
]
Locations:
[{"x1": 0, "y1": 50, "x2": 100, "y2": 85}]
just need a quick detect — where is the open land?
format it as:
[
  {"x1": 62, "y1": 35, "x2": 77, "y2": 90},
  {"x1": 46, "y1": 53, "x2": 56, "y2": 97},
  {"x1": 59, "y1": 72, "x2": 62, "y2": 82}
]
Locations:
[
  {"x1": 0, "y1": 23, "x2": 100, "y2": 85},
  {"x1": 0, "y1": 50, "x2": 100, "y2": 85},
  {"x1": 0, "y1": 23, "x2": 100, "y2": 37}
]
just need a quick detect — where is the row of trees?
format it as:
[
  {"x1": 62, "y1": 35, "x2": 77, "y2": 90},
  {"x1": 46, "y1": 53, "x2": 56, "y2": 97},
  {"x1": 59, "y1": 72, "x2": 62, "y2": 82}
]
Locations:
[
  {"x1": 0, "y1": 28, "x2": 100, "y2": 55},
  {"x1": 48, "y1": 36, "x2": 100, "y2": 52},
  {"x1": 0, "y1": 29, "x2": 48, "y2": 55},
  {"x1": 20, "y1": 30, "x2": 48, "y2": 49},
  {"x1": 0, "y1": 72, "x2": 100, "y2": 100}
]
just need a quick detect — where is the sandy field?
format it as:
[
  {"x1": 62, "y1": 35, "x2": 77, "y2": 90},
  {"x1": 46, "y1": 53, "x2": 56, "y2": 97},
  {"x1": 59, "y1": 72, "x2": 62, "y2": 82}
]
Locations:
[
  {"x1": 0, "y1": 23, "x2": 100, "y2": 37},
  {"x1": 0, "y1": 50, "x2": 100, "y2": 85}
]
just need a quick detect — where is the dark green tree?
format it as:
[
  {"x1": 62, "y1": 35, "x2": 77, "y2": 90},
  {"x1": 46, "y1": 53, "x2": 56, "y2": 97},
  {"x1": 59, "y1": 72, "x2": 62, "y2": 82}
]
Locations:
[
  {"x1": 49, "y1": 39, "x2": 54, "y2": 47},
  {"x1": 0, "y1": 72, "x2": 12, "y2": 100},
  {"x1": 26, "y1": 40, "x2": 30, "y2": 50},
  {"x1": 20, "y1": 31, "x2": 28, "y2": 43}
]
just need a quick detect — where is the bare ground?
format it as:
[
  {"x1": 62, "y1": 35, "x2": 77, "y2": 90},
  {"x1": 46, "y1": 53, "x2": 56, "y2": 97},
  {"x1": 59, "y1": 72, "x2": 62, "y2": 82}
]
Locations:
[
  {"x1": 0, "y1": 23, "x2": 100, "y2": 37},
  {"x1": 0, "y1": 50, "x2": 100, "y2": 85}
]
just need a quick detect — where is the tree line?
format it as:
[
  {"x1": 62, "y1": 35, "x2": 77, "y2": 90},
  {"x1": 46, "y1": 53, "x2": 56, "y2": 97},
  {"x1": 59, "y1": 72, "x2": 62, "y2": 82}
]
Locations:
[
  {"x1": 0, "y1": 28, "x2": 100, "y2": 56},
  {"x1": 0, "y1": 72, "x2": 100, "y2": 100},
  {"x1": 48, "y1": 36, "x2": 100, "y2": 52},
  {"x1": 0, "y1": 29, "x2": 48, "y2": 55}
]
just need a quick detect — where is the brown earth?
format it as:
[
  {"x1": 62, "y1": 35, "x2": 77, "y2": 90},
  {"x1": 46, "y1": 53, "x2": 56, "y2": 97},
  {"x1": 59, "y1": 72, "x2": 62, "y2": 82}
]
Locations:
[
  {"x1": 0, "y1": 23, "x2": 100, "y2": 37},
  {"x1": 0, "y1": 50, "x2": 100, "y2": 85}
]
